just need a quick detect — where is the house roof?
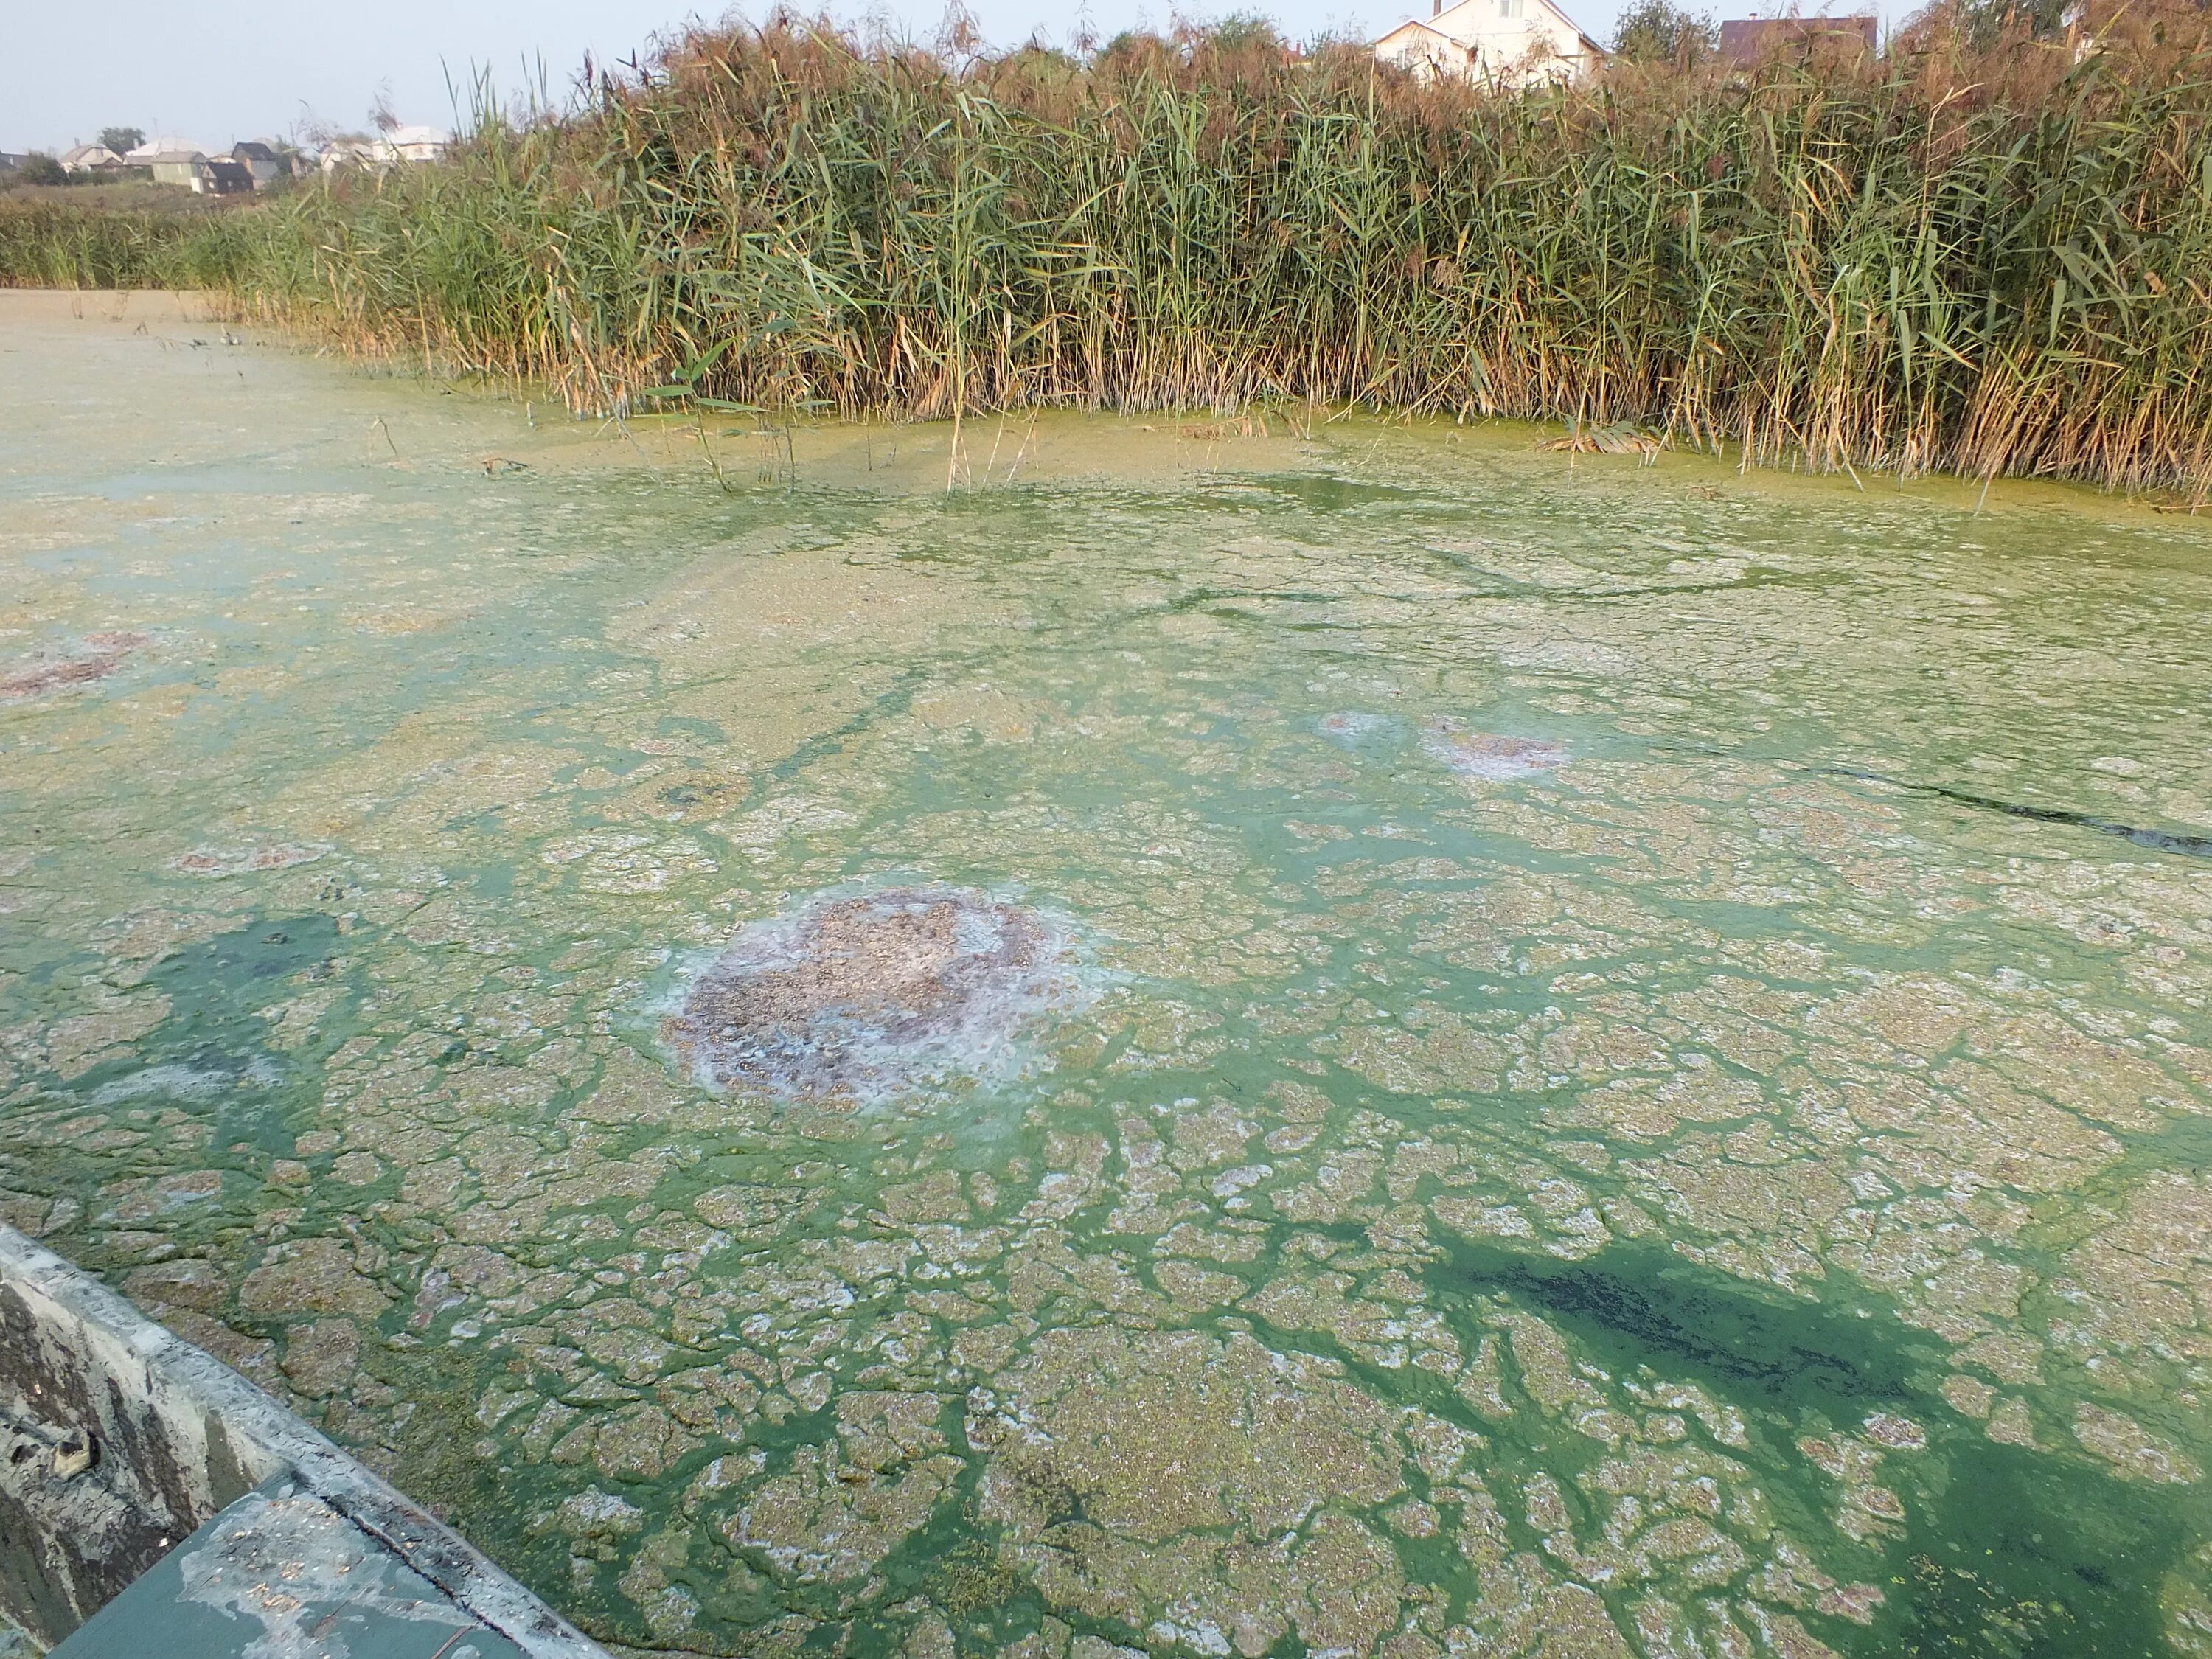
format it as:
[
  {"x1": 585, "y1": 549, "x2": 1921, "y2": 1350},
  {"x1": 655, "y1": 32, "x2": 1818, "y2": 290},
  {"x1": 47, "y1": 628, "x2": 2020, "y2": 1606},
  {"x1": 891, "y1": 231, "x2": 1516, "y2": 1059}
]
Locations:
[
  {"x1": 125, "y1": 136, "x2": 207, "y2": 161},
  {"x1": 145, "y1": 151, "x2": 209, "y2": 167},
  {"x1": 1375, "y1": 18, "x2": 1461, "y2": 46},
  {"x1": 1428, "y1": 0, "x2": 1604, "y2": 56},
  {"x1": 60, "y1": 144, "x2": 119, "y2": 164},
  {"x1": 232, "y1": 141, "x2": 280, "y2": 161},
  {"x1": 1719, "y1": 14, "x2": 1877, "y2": 60}
]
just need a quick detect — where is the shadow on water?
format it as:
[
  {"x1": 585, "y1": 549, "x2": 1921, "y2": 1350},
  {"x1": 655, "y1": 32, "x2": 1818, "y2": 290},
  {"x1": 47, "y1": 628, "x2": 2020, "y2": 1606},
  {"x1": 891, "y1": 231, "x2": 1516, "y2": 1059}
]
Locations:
[
  {"x1": 70, "y1": 914, "x2": 346, "y2": 1155},
  {"x1": 1821, "y1": 765, "x2": 2212, "y2": 860},
  {"x1": 1432, "y1": 1238, "x2": 2206, "y2": 1657},
  {"x1": 1209, "y1": 473, "x2": 1430, "y2": 512},
  {"x1": 1437, "y1": 1235, "x2": 1934, "y2": 1411},
  {"x1": 1418, "y1": 544, "x2": 1829, "y2": 604}
]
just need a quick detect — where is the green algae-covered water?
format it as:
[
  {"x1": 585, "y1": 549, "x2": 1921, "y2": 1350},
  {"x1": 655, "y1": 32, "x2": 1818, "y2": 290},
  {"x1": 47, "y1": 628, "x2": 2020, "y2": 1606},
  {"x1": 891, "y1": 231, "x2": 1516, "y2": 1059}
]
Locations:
[{"x1": 7, "y1": 293, "x2": 2212, "y2": 1659}]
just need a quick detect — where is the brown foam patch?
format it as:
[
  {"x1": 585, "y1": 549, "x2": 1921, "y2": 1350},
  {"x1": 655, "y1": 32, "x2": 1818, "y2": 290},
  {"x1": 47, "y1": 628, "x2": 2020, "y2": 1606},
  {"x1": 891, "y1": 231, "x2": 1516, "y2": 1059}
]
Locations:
[
  {"x1": 665, "y1": 886, "x2": 1074, "y2": 1105},
  {"x1": 1, "y1": 632, "x2": 153, "y2": 701}
]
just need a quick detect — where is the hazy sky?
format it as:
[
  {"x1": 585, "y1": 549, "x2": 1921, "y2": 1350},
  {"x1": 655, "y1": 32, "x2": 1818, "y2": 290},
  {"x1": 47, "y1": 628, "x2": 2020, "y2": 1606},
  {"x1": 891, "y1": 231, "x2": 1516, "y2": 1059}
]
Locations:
[{"x1": 6, "y1": 0, "x2": 1897, "y2": 153}]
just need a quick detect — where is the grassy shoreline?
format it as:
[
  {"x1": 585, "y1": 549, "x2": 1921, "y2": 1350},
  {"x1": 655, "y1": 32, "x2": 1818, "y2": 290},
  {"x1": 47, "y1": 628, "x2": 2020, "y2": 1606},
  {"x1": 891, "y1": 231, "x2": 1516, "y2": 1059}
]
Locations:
[{"x1": 8, "y1": 1, "x2": 2212, "y2": 495}]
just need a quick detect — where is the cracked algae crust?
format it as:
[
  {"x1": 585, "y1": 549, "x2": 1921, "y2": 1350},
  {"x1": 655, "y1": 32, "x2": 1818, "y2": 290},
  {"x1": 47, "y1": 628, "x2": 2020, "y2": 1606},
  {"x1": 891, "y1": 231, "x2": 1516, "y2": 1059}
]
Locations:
[{"x1": 6, "y1": 292, "x2": 2212, "y2": 1659}]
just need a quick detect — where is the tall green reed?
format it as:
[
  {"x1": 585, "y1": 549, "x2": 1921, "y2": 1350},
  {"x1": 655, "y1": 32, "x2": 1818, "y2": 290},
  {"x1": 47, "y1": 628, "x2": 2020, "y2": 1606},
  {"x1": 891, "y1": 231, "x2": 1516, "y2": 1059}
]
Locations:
[
  {"x1": 17, "y1": 1, "x2": 2212, "y2": 493},
  {"x1": 0, "y1": 200, "x2": 272, "y2": 290}
]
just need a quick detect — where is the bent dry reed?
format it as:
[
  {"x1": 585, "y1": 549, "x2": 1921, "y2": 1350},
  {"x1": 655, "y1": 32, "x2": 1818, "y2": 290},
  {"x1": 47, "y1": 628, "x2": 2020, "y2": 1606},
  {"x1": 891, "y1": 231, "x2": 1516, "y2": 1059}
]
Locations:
[{"x1": 10, "y1": 0, "x2": 2212, "y2": 493}]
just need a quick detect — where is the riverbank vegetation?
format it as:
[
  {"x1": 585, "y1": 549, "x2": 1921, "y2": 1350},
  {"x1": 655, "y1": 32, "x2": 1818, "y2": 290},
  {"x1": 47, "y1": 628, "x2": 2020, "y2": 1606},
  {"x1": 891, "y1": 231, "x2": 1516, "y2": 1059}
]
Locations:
[
  {"x1": 8, "y1": 0, "x2": 2212, "y2": 493},
  {"x1": 0, "y1": 195, "x2": 267, "y2": 288}
]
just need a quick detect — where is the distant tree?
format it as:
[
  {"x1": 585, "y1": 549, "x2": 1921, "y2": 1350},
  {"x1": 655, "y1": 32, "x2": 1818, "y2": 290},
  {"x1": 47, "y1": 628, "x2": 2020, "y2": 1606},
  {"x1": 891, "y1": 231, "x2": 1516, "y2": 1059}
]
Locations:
[
  {"x1": 1096, "y1": 27, "x2": 1170, "y2": 70},
  {"x1": 1613, "y1": 0, "x2": 1720, "y2": 63},
  {"x1": 1207, "y1": 10, "x2": 1286, "y2": 50},
  {"x1": 1958, "y1": 0, "x2": 2068, "y2": 46},
  {"x1": 97, "y1": 126, "x2": 144, "y2": 156},
  {"x1": 18, "y1": 153, "x2": 67, "y2": 185}
]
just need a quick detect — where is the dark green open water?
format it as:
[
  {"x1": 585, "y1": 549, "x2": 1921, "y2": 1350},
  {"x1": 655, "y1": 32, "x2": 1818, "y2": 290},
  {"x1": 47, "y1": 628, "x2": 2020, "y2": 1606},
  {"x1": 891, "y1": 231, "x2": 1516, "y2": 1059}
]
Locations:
[{"x1": 5, "y1": 294, "x2": 2212, "y2": 1658}]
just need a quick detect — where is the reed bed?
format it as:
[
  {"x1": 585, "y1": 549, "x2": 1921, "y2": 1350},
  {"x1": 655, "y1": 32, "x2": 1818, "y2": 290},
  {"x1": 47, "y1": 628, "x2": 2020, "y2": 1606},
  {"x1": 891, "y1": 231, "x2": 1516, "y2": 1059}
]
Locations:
[
  {"x1": 0, "y1": 199, "x2": 271, "y2": 290},
  {"x1": 23, "y1": 1, "x2": 2212, "y2": 491}
]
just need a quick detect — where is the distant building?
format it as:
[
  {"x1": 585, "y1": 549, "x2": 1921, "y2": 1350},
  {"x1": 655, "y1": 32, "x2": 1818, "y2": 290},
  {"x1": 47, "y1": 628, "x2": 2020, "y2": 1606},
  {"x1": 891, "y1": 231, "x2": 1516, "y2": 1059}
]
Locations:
[
  {"x1": 320, "y1": 125, "x2": 450, "y2": 173},
  {"x1": 1376, "y1": 0, "x2": 1604, "y2": 83},
  {"x1": 145, "y1": 150, "x2": 212, "y2": 189},
  {"x1": 125, "y1": 136, "x2": 208, "y2": 167},
  {"x1": 202, "y1": 158, "x2": 254, "y2": 194},
  {"x1": 1719, "y1": 13, "x2": 1877, "y2": 62},
  {"x1": 230, "y1": 141, "x2": 287, "y2": 190},
  {"x1": 140, "y1": 149, "x2": 252, "y2": 193},
  {"x1": 386, "y1": 124, "x2": 448, "y2": 162},
  {"x1": 318, "y1": 137, "x2": 383, "y2": 173},
  {"x1": 60, "y1": 143, "x2": 125, "y2": 175},
  {"x1": 0, "y1": 153, "x2": 27, "y2": 174}
]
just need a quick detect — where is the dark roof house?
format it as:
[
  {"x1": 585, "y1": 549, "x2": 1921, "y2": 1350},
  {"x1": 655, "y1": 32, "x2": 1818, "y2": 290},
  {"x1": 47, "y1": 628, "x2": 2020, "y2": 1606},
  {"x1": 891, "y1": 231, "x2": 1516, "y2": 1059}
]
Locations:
[
  {"x1": 1719, "y1": 13, "x2": 1877, "y2": 61},
  {"x1": 201, "y1": 158, "x2": 254, "y2": 193},
  {"x1": 231, "y1": 142, "x2": 286, "y2": 189}
]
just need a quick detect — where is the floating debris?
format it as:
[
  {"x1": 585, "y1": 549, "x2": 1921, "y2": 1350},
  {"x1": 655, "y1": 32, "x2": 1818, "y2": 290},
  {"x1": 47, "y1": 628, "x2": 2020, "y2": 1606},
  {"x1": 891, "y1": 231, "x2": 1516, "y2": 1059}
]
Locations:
[
  {"x1": 50, "y1": 1430, "x2": 92, "y2": 1481},
  {"x1": 1423, "y1": 718, "x2": 1568, "y2": 780},
  {"x1": 1180, "y1": 414, "x2": 1270, "y2": 441},
  {"x1": 1318, "y1": 710, "x2": 1397, "y2": 746},
  {"x1": 1, "y1": 632, "x2": 150, "y2": 700},
  {"x1": 664, "y1": 886, "x2": 1078, "y2": 1104},
  {"x1": 89, "y1": 1058, "x2": 282, "y2": 1107},
  {"x1": 482, "y1": 456, "x2": 530, "y2": 476},
  {"x1": 171, "y1": 844, "x2": 330, "y2": 878},
  {"x1": 1541, "y1": 421, "x2": 1663, "y2": 462}
]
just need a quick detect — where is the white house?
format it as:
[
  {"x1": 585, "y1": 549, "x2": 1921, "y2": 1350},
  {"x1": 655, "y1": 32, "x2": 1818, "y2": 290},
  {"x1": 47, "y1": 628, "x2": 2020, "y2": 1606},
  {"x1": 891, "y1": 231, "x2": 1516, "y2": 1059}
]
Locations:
[
  {"x1": 386, "y1": 124, "x2": 448, "y2": 163},
  {"x1": 319, "y1": 137, "x2": 395, "y2": 173},
  {"x1": 319, "y1": 125, "x2": 449, "y2": 174},
  {"x1": 1375, "y1": 0, "x2": 1604, "y2": 83}
]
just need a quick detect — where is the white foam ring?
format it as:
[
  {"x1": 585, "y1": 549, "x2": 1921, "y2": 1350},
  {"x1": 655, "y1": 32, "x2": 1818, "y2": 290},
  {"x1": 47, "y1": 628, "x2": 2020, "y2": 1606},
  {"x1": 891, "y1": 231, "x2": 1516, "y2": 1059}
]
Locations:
[
  {"x1": 662, "y1": 883, "x2": 1093, "y2": 1108},
  {"x1": 1422, "y1": 728, "x2": 1568, "y2": 781}
]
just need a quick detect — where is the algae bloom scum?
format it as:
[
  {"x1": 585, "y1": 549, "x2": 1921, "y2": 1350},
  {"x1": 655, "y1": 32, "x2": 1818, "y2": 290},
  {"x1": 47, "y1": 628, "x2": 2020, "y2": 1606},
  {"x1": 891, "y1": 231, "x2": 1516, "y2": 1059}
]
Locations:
[{"x1": 6, "y1": 295, "x2": 2212, "y2": 1659}]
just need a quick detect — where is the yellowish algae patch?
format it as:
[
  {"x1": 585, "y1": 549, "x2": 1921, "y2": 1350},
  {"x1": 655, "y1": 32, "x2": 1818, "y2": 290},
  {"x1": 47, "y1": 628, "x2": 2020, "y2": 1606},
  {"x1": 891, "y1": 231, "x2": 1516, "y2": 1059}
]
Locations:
[{"x1": 3, "y1": 292, "x2": 2212, "y2": 1656}]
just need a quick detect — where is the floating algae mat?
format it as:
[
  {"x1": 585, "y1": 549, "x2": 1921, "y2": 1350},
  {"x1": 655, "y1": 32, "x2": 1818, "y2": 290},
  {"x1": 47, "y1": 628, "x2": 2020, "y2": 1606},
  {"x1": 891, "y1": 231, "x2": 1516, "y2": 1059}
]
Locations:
[{"x1": 5, "y1": 291, "x2": 2212, "y2": 1658}]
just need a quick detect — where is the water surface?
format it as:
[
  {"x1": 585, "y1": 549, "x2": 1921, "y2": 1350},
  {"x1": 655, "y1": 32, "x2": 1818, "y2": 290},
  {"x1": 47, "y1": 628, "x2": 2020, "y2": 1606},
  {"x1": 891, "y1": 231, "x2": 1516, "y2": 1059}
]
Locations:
[{"x1": 5, "y1": 292, "x2": 2212, "y2": 1659}]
